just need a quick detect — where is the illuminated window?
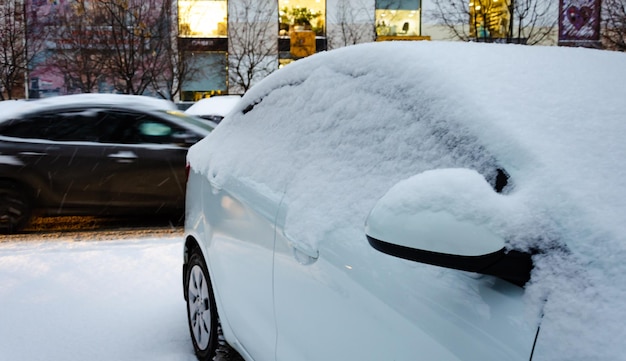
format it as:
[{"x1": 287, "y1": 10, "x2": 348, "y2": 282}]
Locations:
[
  {"x1": 469, "y1": 0, "x2": 510, "y2": 39},
  {"x1": 278, "y1": 0, "x2": 326, "y2": 61},
  {"x1": 375, "y1": 0, "x2": 421, "y2": 38},
  {"x1": 279, "y1": 0, "x2": 326, "y2": 36},
  {"x1": 179, "y1": 0, "x2": 228, "y2": 38}
]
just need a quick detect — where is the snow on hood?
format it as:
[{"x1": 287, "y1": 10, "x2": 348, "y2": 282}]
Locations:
[
  {"x1": 188, "y1": 41, "x2": 626, "y2": 360},
  {"x1": 184, "y1": 95, "x2": 241, "y2": 117}
]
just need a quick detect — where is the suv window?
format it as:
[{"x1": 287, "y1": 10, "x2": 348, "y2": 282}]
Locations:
[
  {"x1": 0, "y1": 110, "x2": 101, "y2": 142},
  {"x1": 96, "y1": 110, "x2": 189, "y2": 145},
  {"x1": 0, "y1": 108, "x2": 195, "y2": 146}
]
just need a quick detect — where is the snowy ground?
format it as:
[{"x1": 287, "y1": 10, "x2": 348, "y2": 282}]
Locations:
[{"x1": 0, "y1": 235, "x2": 241, "y2": 361}]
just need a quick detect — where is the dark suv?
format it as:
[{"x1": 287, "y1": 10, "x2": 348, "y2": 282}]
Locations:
[{"x1": 0, "y1": 94, "x2": 213, "y2": 233}]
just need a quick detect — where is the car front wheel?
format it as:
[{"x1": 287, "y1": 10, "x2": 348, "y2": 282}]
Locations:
[
  {"x1": 185, "y1": 252, "x2": 218, "y2": 361},
  {"x1": 0, "y1": 181, "x2": 32, "y2": 234}
]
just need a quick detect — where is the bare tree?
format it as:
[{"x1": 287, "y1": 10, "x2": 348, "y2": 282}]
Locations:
[
  {"x1": 47, "y1": 0, "x2": 171, "y2": 95},
  {"x1": 149, "y1": 0, "x2": 180, "y2": 100},
  {"x1": 227, "y1": 0, "x2": 278, "y2": 94},
  {"x1": 603, "y1": 0, "x2": 626, "y2": 51},
  {"x1": 327, "y1": 0, "x2": 375, "y2": 49},
  {"x1": 149, "y1": 1, "x2": 205, "y2": 100},
  {"x1": 45, "y1": 0, "x2": 109, "y2": 94},
  {"x1": 0, "y1": 0, "x2": 24, "y2": 99},
  {"x1": 0, "y1": 0, "x2": 45, "y2": 99},
  {"x1": 96, "y1": 0, "x2": 172, "y2": 95},
  {"x1": 428, "y1": 0, "x2": 556, "y2": 45},
  {"x1": 151, "y1": 36, "x2": 189, "y2": 100},
  {"x1": 510, "y1": 0, "x2": 557, "y2": 44},
  {"x1": 427, "y1": 0, "x2": 473, "y2": 40},
  {"x1": 46, "y1": 0, "x2": 197, "y2": 99}
]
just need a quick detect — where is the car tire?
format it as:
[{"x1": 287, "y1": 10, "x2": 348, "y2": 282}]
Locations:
[
  {"x1": 185, "y1": 251, "x2": 219, "y2": 361},
  {"x1": 0, "y1": 181, "x2": 32, "y2": 234}
]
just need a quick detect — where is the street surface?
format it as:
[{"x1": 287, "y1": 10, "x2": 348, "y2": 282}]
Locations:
[
  {"x1": 0, "y1": 215, "x2": 245, "y2": 361},
  {"x1": 1, "y1": 215, "x2": 184, "y2": 241}
]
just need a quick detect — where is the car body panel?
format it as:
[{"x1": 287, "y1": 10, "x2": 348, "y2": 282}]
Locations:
[
  {"x1": 273, "y1": 215, "x2": 536, "y2": 361},
  {"x1": 187, "y1": 172, "x2": 279, "y2": 360},
  {"x1": 0, "y1": 137, "x2": 191, "y2": 213},
  {"x1": 11, "y1": 139, "x2": 117, "y2": 209},
  {"x1": 186, "y1": 176, "x2": 538, "y2": 361},
  {"x1": 100, "y1": 144, "x2": 187, "y2": 209}
]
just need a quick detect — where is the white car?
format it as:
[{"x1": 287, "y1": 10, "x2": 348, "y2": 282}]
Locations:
[
  {"x1": 184, "y1": 95, "x2": 241, "y2": 124},
  {"x1": 182, "y1": 42, "x2": 626, "y2": 361}
]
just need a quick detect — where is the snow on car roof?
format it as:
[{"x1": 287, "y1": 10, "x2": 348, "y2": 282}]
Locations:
[
  {"x1": 188, "y1": 41, "x2": 626, "y2": 360},
  {"x1": 0, "y1": 99, "x2": 29, "y2": 114},
  {"x1": 184, "y1": 95, "x2": 241, "y2": 117},
  {"x1": 0, "y1": 93, "x2": 177, "y2": 121}
]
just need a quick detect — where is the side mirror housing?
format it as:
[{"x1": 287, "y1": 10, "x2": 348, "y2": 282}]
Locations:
[
  {"x1": 172, "y1": 132, "x2": 201, "y2": 147},
  {"x1": 365, "y1": 169, "x2": 533, "y2": 287}
]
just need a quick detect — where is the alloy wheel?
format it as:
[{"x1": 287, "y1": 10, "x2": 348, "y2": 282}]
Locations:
[{"x1": 188, "y1": 264, "x2": 212, "y2": 350}]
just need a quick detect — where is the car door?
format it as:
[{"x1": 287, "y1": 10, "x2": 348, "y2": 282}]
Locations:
[
  {"x1": 272, "y1": 201, "x2": 538, "y2": 361},
  {"x1": 0, "y1": 109, "x2": 119, "y2": 210},
  {"x1": 197, "y1": 175, "x2": 281, "y2": 360},
  {"x1": 95, "y1": 109, "x2": 199, "y2": 212}
]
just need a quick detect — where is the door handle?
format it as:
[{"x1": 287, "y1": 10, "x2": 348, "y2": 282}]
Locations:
[
  {"x1": 288, "y1": 239, "x2": 319, "y2": 265},
  {"x1": 18, "y1": 151, "x2": 47, "y2": 156},
  {"x1": 278, "y1": 200, "x2": 318, "y2": 265},
  {"x1": 107, "y1": 151, "x2": 137, "y2": 163}
]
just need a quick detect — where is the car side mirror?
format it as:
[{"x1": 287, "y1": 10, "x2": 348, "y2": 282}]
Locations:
[
  {"x1": 365, "y1": 168, "x2": 533, "y2": 287},
  {"x1": 172, "y1": 132, "x2": 201, "y2": 147}
]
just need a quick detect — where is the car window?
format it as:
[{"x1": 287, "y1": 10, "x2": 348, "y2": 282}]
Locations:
[
  {"x1": 139, "y1": 122, "x2": 172, "y2": 137},
  {"x1": 0, "y1": 110, "x2": 100, "y2": 142},
  {"x1": 159, "y1": 110, "x2": 215, "y2": 132},
  {"x1": 0, "y1": 107, "x2": 205, "y2": 146},
  {"x1": 97, "y1": 110, "x2": 191, "y2": 145}
]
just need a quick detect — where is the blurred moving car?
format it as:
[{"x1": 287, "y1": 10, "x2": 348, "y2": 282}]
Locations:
[
  {"x1": 0, "y1": 93, "x2": 213, "y2": 233},
  {"x1": 182, "y1": 42, "x2": 626, "y2": 361},
  {"x1": 184, "y1": 95, "x2": 241, "y2": 124}
]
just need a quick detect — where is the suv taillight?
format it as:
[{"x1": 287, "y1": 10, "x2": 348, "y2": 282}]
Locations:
[{"x1": 185, "y1": 162, "x2": 191, "y2": 183}]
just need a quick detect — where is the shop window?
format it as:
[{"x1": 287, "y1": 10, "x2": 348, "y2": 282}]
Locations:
[
  {"x1": 468, "y1": 0, "x2": 510, "y2": 40},
  {"x1": 179, "y1": 0, "x2": 228, "y2": 38},
  {"x1": 375, "y1": 0, "x2": 421, "y2": 38},
  {"x1": 278, "y1": 0, "x2": 326, "y2": 61},
  {"x1": 181, "y1": 52, "x2": 228, "y2": 101}
]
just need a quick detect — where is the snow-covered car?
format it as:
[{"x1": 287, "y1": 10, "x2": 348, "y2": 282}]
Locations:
[
  {"x1": 0, "y1": 93, "x2": 214, "y2": 233},
  {"x1": 184, "y1": 95, "x2": 241, "y2": 124},
  {"x1": 182, "y1": 42, "x2": 626, "y2": 361}
]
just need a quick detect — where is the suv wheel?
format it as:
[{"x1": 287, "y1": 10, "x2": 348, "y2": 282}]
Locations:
[{"x1": 0, "y1": 181, "x2": 32, "y2": 234}]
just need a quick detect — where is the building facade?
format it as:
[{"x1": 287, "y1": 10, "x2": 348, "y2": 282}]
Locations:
[
  {"x1": 8, "y1": 0, "x2": 569, "y2": 100},
  {"x1": 177, "y1": 0, "x2": 427, "y2": 99},
  {"x1": 20, "y1": 0, "x2": 425, "y2": 100}
]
